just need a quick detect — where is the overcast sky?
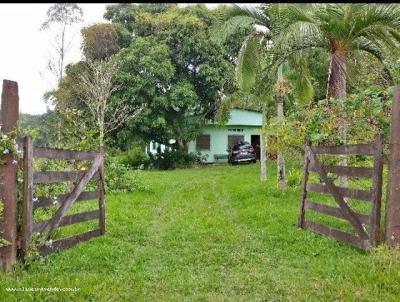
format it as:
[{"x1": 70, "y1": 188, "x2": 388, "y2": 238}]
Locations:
[
  {"x1": 1, "y1": 4, "x2": 114, "y2": 114},
  {"x1": 0, "y1": 3, "x2": 250, "y2": 115}
]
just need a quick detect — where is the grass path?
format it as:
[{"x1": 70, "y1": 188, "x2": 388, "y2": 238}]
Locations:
[{"x1": 1, "y1": 162, "x2": 400, "y2": 301}]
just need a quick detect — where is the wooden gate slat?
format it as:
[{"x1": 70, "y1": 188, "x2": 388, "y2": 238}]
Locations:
[
  {"x1": 304, "y1": 200, "x2": 370, "y2": 225},
  {"x1": 33, "y1": 147, "x2": 99, "y2": 160},
  {"x1": 307, "y1": 183, "x2": 372, "y2": 201},
  {"x1": 304, "y1": 220, "x2": 368, "y2": 249},
  {"x1": 38, "y1": 228, "x2": 102, "y2": 256},
  {"x1": 309, "y1": 165, "x2": 373, "y2": 178},
  {"x1": 33, "y1": 171, "x2": 99, "y2": 184},
  {"x1": 311, "y1": 144, "x2": 374, "y2": 155},
  {"x1": 34, "y1": 191, "x2": 99, "y2": 209},
  {"x1": 32, "y1": 210, "x2": 100, "y2": 233},
  {"x1": 307, "y1": 147, "x2": 369, "y2": 240}
]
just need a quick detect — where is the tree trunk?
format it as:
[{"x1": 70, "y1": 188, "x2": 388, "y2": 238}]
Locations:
[
  {"x1": 326, "y1": 49, "x2": 348, "y2": 187},
  {"x1": 260, "y1": 103, "x2": 267, "y2": 182},
  {"x1": 277, "y1": 98, "x2": 286, "y2": 189},
  {"x1": 177, "y1": 139, "x2": 188, "y2": 153},
  {"x1": 276, "y1": 65, "x2": 286, "y2": 189},
  {"x1": 326, "y1": 51, "x2": 347, "y2": 100}
]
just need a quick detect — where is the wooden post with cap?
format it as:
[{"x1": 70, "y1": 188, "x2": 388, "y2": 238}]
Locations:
[{"x1": 0, "y1": 80, "x2": 19, "y2": 272}]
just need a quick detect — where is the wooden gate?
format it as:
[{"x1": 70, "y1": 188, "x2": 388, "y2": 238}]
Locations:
[
  {"x1": 21, "y1": 136, "x2": 105, "y2": 256},
  {"x1": 298, "y1": 135, "x2": 383, "y2": 250}
]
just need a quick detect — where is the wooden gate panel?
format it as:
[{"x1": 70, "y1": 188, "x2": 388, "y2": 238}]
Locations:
[
  {"x1": 298, "y1": 134, "x2": 383, "y2": 250},
  {"x1": 307, "y1": 145, "x2": 369, "y2": 240},
  {"x1": 21, "y1": 138, "x2": 105, "y2": 257}
]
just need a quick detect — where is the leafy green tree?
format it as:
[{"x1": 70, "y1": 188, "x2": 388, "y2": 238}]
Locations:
[
  {"x1": 112, "y1": 37, "x2": 174, "y2": 148},
  {"x1": 104, "y1": 3, "x2": 176, "y2": 33},
  {"x1": 53, "y1": 4, "x2": 237, "y2": 152},
  {"x1": 107, "y1": 5, "x2": 234, "y2": 151}
]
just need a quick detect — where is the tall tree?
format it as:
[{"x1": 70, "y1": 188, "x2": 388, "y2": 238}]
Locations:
[
  {"x1": 105, "y1": 4, "x2": 233, "y2": 151},
  {"x1": 41, "y1": 3, "x2": 84, "y2": 83}
]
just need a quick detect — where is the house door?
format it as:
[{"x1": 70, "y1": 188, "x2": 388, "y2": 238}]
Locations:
[{"x1": 251, "y1": 135, "x2": 260, "y2": 159}]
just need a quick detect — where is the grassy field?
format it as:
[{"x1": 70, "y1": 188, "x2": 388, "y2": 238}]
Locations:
[{"x1": 1, "y1": 162, "x2": 400, "y2": 301}]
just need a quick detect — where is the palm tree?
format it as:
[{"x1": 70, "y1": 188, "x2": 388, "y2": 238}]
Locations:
[
  {"x1": 230, "y1": 4, "x2": 314, "y2": 187},
  {"x1": 235, "y1": 8, "x2": 271, "y2": 182},
  {"x1": 270, "y1": 3, "x2": 400, "y2": 186}
]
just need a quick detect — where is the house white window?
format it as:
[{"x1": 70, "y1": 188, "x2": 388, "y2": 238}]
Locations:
[{"x1": 228, "y1": 128, "x2": 243, "y2": 132}]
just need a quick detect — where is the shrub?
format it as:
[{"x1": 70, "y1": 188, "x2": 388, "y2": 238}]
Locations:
[
  {"x1": 104, "y1": 155, "x2": 149, "y2": 193},
  {"x1": 118, "y1": 147, "x2": 150, "y2": 169},
  {"x1": 266, "y1": 86, "x2": 392, "y2": 160},
  {"x1": 149, "y1": 149, "x2": 205, "y2": 170}
]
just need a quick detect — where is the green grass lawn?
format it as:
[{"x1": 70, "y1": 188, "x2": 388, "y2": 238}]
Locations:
[{"x1": 1, "y1": 162, "x2": 400, "y2": 301}]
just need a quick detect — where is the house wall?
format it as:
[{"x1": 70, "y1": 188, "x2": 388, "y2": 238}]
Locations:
[
  {"x1": 224, "y1": 109, "x2": 262, "y2": 126},
  {"x1": 188, "y1": 125, "x2": 261, "y2": 163}
]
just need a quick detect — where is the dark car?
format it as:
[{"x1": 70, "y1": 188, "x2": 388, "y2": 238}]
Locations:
[{"x1": 228, "y1": 141, "x2": 256, "y2": 165}]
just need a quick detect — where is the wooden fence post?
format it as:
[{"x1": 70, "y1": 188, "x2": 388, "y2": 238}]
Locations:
[
  {"x1": 0, "y1": 80, "x2": 19, "y2": 271},
  {"x1": 98, "y1": 146, "x2": 105, "y2": 235},
  {"x1": 22, "y1": 136, "x2": 33, "y2": 257},
  {"x1": 387, "y1": 86, "x2": 400, "y2": 247},
  {"x1": 297, "y1": 146, "x2": 310, "y2": 228}
]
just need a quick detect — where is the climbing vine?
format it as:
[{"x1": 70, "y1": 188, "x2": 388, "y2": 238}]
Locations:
[{"x1": 0, "y1": 127, "x2": 20, "y2": 165}]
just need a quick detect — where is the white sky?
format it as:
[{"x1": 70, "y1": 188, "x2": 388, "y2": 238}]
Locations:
[
  {"x1": 0, "y1": 4, "x2": 111, "y2": 114},
  {"x1": 0, "y1": 3, "x2": 256, "y2": 115}
]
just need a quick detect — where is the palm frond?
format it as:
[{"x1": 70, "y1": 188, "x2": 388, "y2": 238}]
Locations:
[
  {"x1": 213, "y1": 4, "x2": 269, "y2": 27},
  {"x1": 236, "y1": 33, "x2": 263, "y2": 92},
  {"x1": 287, "y1": 53, "x2": 314, "y2": 103}
]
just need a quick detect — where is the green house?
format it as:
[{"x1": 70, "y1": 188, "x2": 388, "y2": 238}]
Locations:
[{"x1": 188, "y1": 109, "x2": 262, "y2": 163}]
